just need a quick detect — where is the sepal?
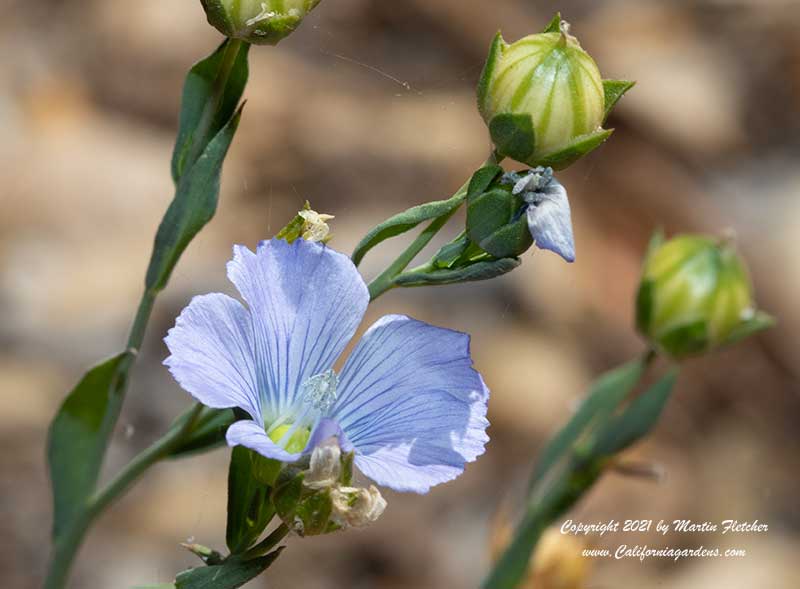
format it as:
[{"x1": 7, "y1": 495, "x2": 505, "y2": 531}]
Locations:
[
  {"x1": 535, "y1": 129, "x2": 614, "y2": 171},
  {"x1": 602, "y1": 80, "x2": 636, "y2": 123},
  {"x1": 489, "y1": 113, "x2": 536, "y2": 165}
]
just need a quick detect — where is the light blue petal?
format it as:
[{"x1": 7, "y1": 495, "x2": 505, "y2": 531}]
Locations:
[
  {"x1": 525, "y1": 179, "x2": 576, "y2": 263},
  {"x1": 226, "y1": 419, "x2": 303, "y2": 463},
  {"x1": 164, "y1": 293, "x2": 260, "y2": 420},
  {"x1": 305, "y1": 418, "x2": 353, "y2": 452},
  {"x1": 226, "y1": 239, "x2": 369, "y2": 423},
  {"x1": 332, "y1": 315, "x2": 490, "y2": 494}
]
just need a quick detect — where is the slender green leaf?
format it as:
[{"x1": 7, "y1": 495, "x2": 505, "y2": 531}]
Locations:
[
  {"x1": 351, "y1": 194, "x2": 466, "y2": 266},
  {"x1": 226, "y1": 447, "x2": 276, "y2": 554},
  {"x1": 484, "y1": 367, "x2": 679, "y2": 589},
  {"x1": 594, "y1": 370, "x2": 678, "y2": 455},
  {"x1": 168, "y1": 408, "x2": 235, "y2": 459},
  {"x1": 172, "y1": 40, "x2": 250, "y2": 183},
  {"x1": 175, "y1": 550, "x2": 283, "y2": 589},
  {"x1": 48, "y1": 352, "x2": 132, "y2": 538},
  {"x1": 528, "y1": 359, "x2": 644, "y2": 490},
  {"x1": 146, "y1": 106, "x2": 244, "y2": 291},
  {"x1": 602, "y1": 79, "x2": 635, "y2": 123},
  {"x1": 395, "y1": 257, "x2": 520, "y2": 287}
]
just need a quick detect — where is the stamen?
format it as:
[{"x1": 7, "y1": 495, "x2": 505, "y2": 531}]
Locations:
[{"x1": 301, "y1": 369, "x2": 339, "y2": 413}]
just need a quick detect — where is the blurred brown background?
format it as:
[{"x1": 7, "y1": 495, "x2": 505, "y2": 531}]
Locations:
[{"x1": 1, "y1": 0, "x2": 799, "y2": 587}]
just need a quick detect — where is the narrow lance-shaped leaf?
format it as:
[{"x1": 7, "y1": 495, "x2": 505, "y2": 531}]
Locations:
[
  {"x1": 351, "y1": 192, "x2": 467, "y2": 266},
  {"x1": 394, "y1": 257, "x2": 520, "y2": 287},
  {"x1": 593, "y1": 369, "x2": 679, "y2": 455},
  {"x1": 146, "y1": 105, "x2": 244, "y2": 292},
  {"x1": 528, "y1": 359, "x2": 644, "y2": 490},
  {"x1": 483, "y1": 368, "x2": 679, "y2": 589},
  {"x1": 175, "y1": 549, "x2": 284, "y2": 589},
  {"x1": 167, "y1": 408, "x2": 236, "y2": 459},
  {"x1": 172, "y1": 40, "x2": 250, "y2": 183},
  {"x1": 48, "y1": 352, "x2": 132, "y2": 538}
]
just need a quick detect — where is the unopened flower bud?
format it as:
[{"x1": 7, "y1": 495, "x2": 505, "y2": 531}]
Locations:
[
  {"x1": 477, "y1": 14, "x2": 632, "y2": 169},
  {"x1": 200, "y1": 0, "x2": 322, "y2": 45},
  {"x1": 636, "y1": 234, "x2": 774, "y2": 358},
  {"x1": 330, "y1": 485, "x2": 387, "y2": 528}
]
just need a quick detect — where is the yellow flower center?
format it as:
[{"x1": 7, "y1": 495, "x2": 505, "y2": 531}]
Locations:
[{"x1": 268, "y1": 424, "x2": 310, "y2": 454}]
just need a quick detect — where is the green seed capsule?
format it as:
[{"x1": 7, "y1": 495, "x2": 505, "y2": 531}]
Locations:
[
  {"x1": 636, "y1": 234, "x2": 773, "y2": 359},
  {"x1": 200, "y1": 0, "x2": 322, "y2": 45}
]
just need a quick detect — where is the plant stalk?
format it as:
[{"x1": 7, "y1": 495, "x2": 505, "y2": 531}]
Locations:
[
  {"x1": 367, "y1": 153, "x2": 501, "y2": 301},
  {"x1": 44, "y1": 404, "x2": 204, "y2": 589},
  {"x1": 44, "y1": 38, "x2": 246, "y2": 589}
]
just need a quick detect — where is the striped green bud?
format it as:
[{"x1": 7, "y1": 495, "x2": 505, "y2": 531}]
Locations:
[
  {"x1": 200, "y1": 0, "x2": 322, "y2": 45},
  {"x1": 477, "y1": 14, "x2": 633, "y2": 169},
  {"x1": 636, "y1": 233, "x2": 774, "y2": 359}
]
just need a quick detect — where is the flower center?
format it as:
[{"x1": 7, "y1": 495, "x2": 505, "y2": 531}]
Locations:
[
  {"x1": 264, "y1": 369, "x2": 339, "y2": 454},
  {"x1": 268, "y1": 424, "x2": 310, "y2": 454}
]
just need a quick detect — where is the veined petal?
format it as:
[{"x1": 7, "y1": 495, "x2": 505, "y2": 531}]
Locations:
[
  {"x1": 226, "y1": 239, "x2": 369, "y2": 422},
  {"x1": 164, "y1": 293, "x2": 260, "y2": 419},
  {"x1": 332, "y1": 315, "x2": 490, "y2": 493},
  {"x1": 526, "y1": 179, "x2": 576, "y2": 263}
]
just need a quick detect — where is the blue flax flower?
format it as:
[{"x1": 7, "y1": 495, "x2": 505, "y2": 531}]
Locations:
[{"x1": 164, "y1": 238, "x2": 490, "y2": 493}]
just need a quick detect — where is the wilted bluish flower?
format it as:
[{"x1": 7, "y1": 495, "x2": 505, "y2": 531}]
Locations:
[
  {"x1": 165, "y1": 238, "x2": 489, "y2": 493},
  {"x1": 500, "y1": 168, "x2": 575, "y2": 262}
]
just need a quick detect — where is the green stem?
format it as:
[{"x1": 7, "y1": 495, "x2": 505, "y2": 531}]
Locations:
[
  {"x1": 367, "y1": 153, "x2": 502, "y2": 301},
  {"x1": 127, "y1": 289, "x2": 157, "y2": 351},
  {"x1": 90, "y1": 404, "x2": 204, "y2": 515},
  {"x1": 367, "y1": 204, "x2": 461, "y2": 301},
  {"x1": 44, "y1": 404, "x2": 204, "y2": 589},
  {"x1": 45, "y1": 38, "x2": 246, "y2": 589}
]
